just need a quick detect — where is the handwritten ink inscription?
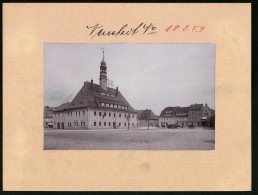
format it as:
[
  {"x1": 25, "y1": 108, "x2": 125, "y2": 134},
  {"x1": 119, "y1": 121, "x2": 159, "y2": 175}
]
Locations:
[
  {"x1": 85, "y1": 23, "x2": 206, "y2": 39},
  {"x1": 86, "y1": 23, "x2": 157, "y2": 39},
  {"x1": 164, "y1": 25, "x2": 206, "y2": 32}
]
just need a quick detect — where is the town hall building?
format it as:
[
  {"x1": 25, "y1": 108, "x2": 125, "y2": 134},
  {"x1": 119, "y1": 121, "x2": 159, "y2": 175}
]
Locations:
[{"x1": 52, "y1": 51, "x2": 138, "y2": 130}]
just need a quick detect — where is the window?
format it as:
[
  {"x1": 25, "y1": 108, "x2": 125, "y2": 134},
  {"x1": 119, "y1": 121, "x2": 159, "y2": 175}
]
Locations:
[
  {"x1": 119, "y1": 122, "x2": 121, "y2": 126},
  {"x1": 109, "y1": 113, "x2": 111, "y2": 117},
  {"x1": 83, "y1": 111, "x2": 85, "y2": 115},
  {"x1": 114, "y1": 113, "x2": 116, "y2": 117},
  {"x1": 99, "y1": 122, "x2": 101, "y2": 126},
  {"x1": 132, "y1": 123, "x2": 134, "y2": 126},
  {"x1": 125, "y1": 114, "x2": 127, "y2": 118},
  {"x1": 99, "y1": 112, "x2": 102, "y2": 116},
  {"x1": 119, "y1": 113, "x2": 121, "y2": 117},
  {"x1": 124, "y1": 123, "x2": 126, "y2": 126},
  {"x1": 94, "y1": 111, "x2": 96, "y2": 116},
  {"x1": 79, "y1": 111, "x2": 80, "y2": 116},
  {"x1": 132, "y1": 115, "x2": 134, "y2": 118},
  {"x1": 104, "y1": 122, "x2": 106, "y2": 126},
  {"x1": 109, "y1": 122, "x2": 111, "y2": 126},
  {"x1": 94, "y1": 122, "x2": 96, "y2": 126},
  {"x1": 104, "y1": 112, "x2": 106, "y2": 116}
]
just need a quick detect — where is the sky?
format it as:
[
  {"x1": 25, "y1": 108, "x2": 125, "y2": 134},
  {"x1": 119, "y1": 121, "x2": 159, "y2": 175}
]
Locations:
[{"x1": 44, "y1": 43, "x2": 215, "y2": 115}]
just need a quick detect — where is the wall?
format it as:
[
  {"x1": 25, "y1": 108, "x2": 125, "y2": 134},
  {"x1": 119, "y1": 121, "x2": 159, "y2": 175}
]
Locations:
[
  {"x1": 159, "y1": 117, "x2": 177, "y2": 126},
  {"x1": 88, "y1": 109, "x2": 137, "y2": 129},
  {"x1": 137, "y1": 120, "x2": 159, "y2": 127},
  {"x1": 53, "y1": 108, "x2": 88, "y2": 129}
]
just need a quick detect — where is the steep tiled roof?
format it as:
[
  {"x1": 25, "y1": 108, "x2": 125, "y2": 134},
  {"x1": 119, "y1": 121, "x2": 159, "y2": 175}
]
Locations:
[
  {"x1": 189, "y1": 104, "x2": 203, "y2": 110},
  {"x1": 137, "y1": 109, "x2": 158, "y2": 120},
  {"x1": 54, "y1": 102, "x2": 70, "y2": 111},
  {"x1": 159, "y1": 106, "x2": 180, "y2": 117},
  {"x1": 54, "y1": 81, "x2": 137, "y2": 113},
  {"x1": 175, "y1": 107, "x2": 189, "y2": 117},
  {"x1": 160, "y1": 106, "x2": 190, "y2": 117}
]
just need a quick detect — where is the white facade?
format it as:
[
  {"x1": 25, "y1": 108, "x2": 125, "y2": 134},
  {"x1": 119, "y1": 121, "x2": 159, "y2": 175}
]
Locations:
[{"x1": 53, "y1": 108, "x2": 137, "y2": 130}]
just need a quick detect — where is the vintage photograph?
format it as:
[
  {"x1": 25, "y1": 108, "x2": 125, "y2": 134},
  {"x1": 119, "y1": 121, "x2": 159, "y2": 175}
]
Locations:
[{"x1": 44, "y1": 43, "x2": 215, "y2": 150}]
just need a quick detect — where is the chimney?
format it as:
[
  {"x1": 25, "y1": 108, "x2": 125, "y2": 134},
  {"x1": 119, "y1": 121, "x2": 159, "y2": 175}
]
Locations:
[
  {"x1": 90, "y1": 79, "x2": 93, "y2": 89},
  {"x1": 116, "y1": 86, "x2": 118, "y2": 96}
]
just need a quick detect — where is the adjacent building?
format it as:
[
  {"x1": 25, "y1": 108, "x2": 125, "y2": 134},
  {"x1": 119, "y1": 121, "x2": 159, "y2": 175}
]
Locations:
[
  {"x1": 159, "y1": 106, "x2": 179, "y2": 127},
  {"x1": 175, "y1": 107, "x2": 189, "y2": 127},
  {"x1": 137, "y1": 109, "x2": 159, "y2": 127},
  {"x1": 188, "y1": 103, "x2": 203, "y2": 127},
  {"x1": 52, "y1": 51, "x2": 137, "y2": 130},
  {"x1": 44, "y1": 106, "x2": 55, "y2": 128},
  {"x1": 159, "y1": 103, "x2": 215, "y2": 127}
]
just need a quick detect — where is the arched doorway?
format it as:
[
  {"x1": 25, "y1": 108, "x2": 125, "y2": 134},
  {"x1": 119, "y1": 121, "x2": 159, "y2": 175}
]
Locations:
[
  {"x1": 61, "y1": 122, "x2": 64, "y2": 129},
  {"x1": 57, "y1": 122, "x2": 60, "y2": 129}
]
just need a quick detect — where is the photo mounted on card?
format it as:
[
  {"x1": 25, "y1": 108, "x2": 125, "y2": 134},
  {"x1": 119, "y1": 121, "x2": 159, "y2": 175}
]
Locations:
[
  {"x1": 3, "y1": 3, "x2": 251, "y2": 191},
  {"x1": 44, "y1": 43, "x2": 215, "y2": 150}
]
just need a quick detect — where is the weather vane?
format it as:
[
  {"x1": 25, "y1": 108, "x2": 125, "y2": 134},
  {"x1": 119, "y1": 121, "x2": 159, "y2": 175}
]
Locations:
[{"x1": 107, "y1": 78, "x2": 114, "y2": 88}]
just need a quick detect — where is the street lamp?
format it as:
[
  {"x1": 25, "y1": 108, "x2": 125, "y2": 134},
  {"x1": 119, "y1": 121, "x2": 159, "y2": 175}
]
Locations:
[{"x1": 127, "y1": 114, "x2": 131, "y2": 130}]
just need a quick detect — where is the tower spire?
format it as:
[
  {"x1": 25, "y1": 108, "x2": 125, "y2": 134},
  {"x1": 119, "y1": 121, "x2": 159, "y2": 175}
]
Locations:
[{"x1": 99, "y1": 49, "x2": 107, "y2": 90}]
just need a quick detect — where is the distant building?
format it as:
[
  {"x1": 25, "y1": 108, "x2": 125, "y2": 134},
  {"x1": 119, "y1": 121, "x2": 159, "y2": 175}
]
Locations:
[
  {"x1": 188, "y1": 103, "x2": 203, "y2": 127},
  {"x1": 159, "y1": 103, "x2": 215, "y2": 127},
  {"x1": 44, "y1": 106, "x2": 55, "y2": 128},
  {"x1": 137, "y1": 109, "x2": 159, "y2": 127},
  {"x1": 52, "y1": 51, "x2": 137, "y2": 130},
  {"x1": 175, "y1": 107, "x2": 189, "y2": 127},
  {"x1": 201, "y1": 104, "x2": 215, "y2": 127},
  {"x1": 159, "y1": 106, "x2": 179, "y2": 127}
]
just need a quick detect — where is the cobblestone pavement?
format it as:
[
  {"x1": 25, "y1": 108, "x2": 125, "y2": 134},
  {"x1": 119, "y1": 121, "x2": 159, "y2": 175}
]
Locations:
[{"x1": 44, "y1": 127, "x2": 215, "y2": 150}]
